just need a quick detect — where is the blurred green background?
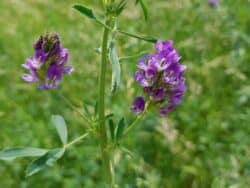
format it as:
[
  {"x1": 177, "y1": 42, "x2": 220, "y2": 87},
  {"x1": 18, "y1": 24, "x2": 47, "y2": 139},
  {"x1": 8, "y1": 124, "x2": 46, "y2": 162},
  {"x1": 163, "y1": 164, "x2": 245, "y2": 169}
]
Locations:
[{"x1": 0, "y1": 0, "x2": 249, "y2": 187}]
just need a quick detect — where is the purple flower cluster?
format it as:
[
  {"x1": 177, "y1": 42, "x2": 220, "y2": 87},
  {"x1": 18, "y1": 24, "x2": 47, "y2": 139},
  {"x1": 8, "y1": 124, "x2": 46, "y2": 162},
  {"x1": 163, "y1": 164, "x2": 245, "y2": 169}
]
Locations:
[
  {"x1": 208, "y1": 0, "x2": 218, "y2": 8},
  {"x1": 130, "y1": 40, "x2": 186, "y2": 116},
  {"x1": 22, "y1": 33, "x2": 73, "y2": 89}
]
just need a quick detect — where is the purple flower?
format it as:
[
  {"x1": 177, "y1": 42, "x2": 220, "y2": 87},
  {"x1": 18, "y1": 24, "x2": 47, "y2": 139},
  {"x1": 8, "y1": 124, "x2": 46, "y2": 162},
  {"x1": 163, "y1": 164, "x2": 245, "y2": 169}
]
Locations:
[
  {"x1": 22, "y1": 33, "x2": 73, "y2": 89},
  {"x1": 155, "y1": 40, "x2": 173, "y2": 53},
  {"x1": 130, "y1": 96, "x2": 145, "y2": 115},
  {"x1": 150, "y1": 88, "x2": 165, "y2": 102},
  {"x1": 131, "y1": 40, "x2": 186, "y2": 116},
  {"x1": 137, "y1": 58, "x2": 148, "y2": 70},
  {"x1": 57, "y1": 48, "x2": 68, "y2": 65},
  {"x1": 208, "y1": 0, "x2": 218, "y2": 7},
  {"x1": 22, "y1": 68, "x2": 37, "y2": 83},
  {"x1": 33, "y1": 36, "x2": 43, "y2": 51},
  {"x1": 24, "y1": 50, "x2": 47, "y2": 69},
  {"x1": 163, "y1": 62, "x2": 186, "y2": 85},
  {"x1": 159, "y1": 104, "x2": 175, "y2": 116},
  {"x1": 134, "y1": 70, "x2": 156, "y2": 87}
]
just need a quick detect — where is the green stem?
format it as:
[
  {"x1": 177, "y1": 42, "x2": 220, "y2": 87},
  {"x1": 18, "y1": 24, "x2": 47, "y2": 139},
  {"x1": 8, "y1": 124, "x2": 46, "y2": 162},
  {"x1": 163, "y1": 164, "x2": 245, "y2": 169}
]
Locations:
[
  {"x1": 117, "y1": 29, "x2": 157, "y2": 43},
  {"x1": 54, "y1": 91, "x2": 90, "y2": 124},
  {"x1": 64, "y1": 133, "x2": 89, "y2": 149},
  {"x1": 98, "y1": 17, "x2": 112, "y2": 185},
  {"x1": 119, "y1": 51, "x2": 148, "y2": 62},
  {"x1": 96, "y1": 20, "x2": 156, "y2": 43},
  {"x1": 124, "y1": 101, "x2": 150, "y2": 135}
]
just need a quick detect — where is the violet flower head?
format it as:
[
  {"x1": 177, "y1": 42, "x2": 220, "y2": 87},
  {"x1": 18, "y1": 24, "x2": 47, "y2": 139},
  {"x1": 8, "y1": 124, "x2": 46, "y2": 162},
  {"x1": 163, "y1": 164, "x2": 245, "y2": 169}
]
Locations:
[
  {"x1": 208, "y1": 0, "x2": 218, "y2": 8},
  {"x1": 22, "y1": 33, "x2": 74, "y2": 89},
  {"x1": 131, "y1": 40, "x2": 186, "y2": 116}
]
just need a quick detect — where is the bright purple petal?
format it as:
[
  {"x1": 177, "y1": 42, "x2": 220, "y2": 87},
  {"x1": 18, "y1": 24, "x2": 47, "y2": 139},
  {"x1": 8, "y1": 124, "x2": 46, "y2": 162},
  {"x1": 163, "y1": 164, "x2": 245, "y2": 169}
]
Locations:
[
  {"x1": 63, "y1": 66, "x2": 74, "y2": 74},
  {"x1": 29, "y1": 50, "x2": 47, "y2": 69},
  {"x1": 159, "y1": 104, "x2": 175, "y2": 116},
  {"x1": 163, "y1": 63, "x2": 186, "y2": 85},
  {"x1": 46, "y1": 62, "x2": 62, "y2": 83},
  {"x1": 33, "y1": 36, "x2": 43, "y2": 50},
  {"x1": 130, "y1": 96, "x2": 145, "y2": 115},
  {"x1": 155, "y1": 40, "x2": 173, "y2": 53},
  {"x1": 137, "y1": 58, "x2": 148, "y2": 70},
  {"x1": 134, "y1": 71, "x2": 152, "y2": 87},
  {"x1": 22, "y1": 58, "x2": 33, "y2": 69},
  {"x1": 22, "y1": 74, "x2": 36, "y2": 82},
  {"x1": 57, "y1": 48, "x2": 68, "y2": 65}
]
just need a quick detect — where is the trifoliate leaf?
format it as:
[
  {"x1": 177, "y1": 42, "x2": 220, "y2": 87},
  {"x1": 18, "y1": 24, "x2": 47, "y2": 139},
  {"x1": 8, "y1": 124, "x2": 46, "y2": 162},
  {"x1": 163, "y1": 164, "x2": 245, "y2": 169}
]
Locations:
[
  {"x1": 109, "y1": 40, "x2": 121, "y2": 93},
  {"x1": 109, "y1": 119, "x2": 115, "y2": 142},
  {"x1": 51, "y1": 115, "x2": 68, "y2": 145},
  {"x1": 135, "y1": 0, "x2": 148, "y2": 21},
  {"x1": 25, "y1": 148, "x2": 65, "y2": 177},
  {"x1": 116, "y1": 0, "x2": 127, "y2": 15},
  {"x1": 0, "y1": 147, "x2": 48, "y2": 161},
  {"x1": 115, "y1": 118, "x2": 125, "y2": 141},
  {"x1": 73, "y1": 5, "x2": 96, "y2": 20}
]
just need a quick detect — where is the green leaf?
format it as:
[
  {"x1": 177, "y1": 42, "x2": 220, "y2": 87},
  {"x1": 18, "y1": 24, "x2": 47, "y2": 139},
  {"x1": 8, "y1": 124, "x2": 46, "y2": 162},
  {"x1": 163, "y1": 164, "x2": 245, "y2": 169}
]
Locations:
[
  {"x1": 135, "y1": 0, "x2": 148, "y2": 21},
  {"x1": 116, "y1": 0, "x2": 127, "y2": 15},
  {"x1": 118, "y1": 29, "x2": 157, "y2": 43},
  {"x1": 73, "y1": 5, "x2": 96, "y2": 20},
  {"x1": 51, "y1": 115, "x2": 68, "y2": 145},
  {"x1": 109, "y1": 40, "x2": 121, "y2": 93},
  {"x1": 105, "y1": 113, "x2": 114, "y2": 119},
  {"x1": 109, "y1": 119, "x2": 115, "y2": 142},
  {"x1": 94, "y1": 101, "x2": 98, "y2": 117},
  {"x1": 83, "y1": 103, "x2": 90, "y2": 116},
  {"x1": 0, "y1": 147, "x2": 48, "y2": 161},
  {"x1": 115, "y1": 118, "x2": 125, "y2": 141},
  {"x1": 25, "y1": 148, "x2": 65, "y2": 177}
]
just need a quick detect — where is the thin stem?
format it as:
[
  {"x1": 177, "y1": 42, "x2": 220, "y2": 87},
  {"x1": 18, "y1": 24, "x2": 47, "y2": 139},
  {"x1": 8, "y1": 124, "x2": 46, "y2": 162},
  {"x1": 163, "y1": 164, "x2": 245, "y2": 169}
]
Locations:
[
  {"x1": 55, "y1": 91, "x2": 90, "y2": 124},
  {"x1": 124, "y1": 101, "x2": 150, "y2": 135},
  {"x1": 117, "y1": 29, "x2": 157, "y2": 43},
  {"x1": 64, "y1": 133, "x2": 89, "y2": 149},
  {"x1": 98, "y1": 17, "x2": 113, "y2": 185},
  {"x1": 96, "y1": 20, "x2": 113, "y2": 31},
  {"x1": 119, "y1": 51, "x2": 148, "y2": 62},
  {"x1": 96, "y1": 20, "x2": 156, "y2": 43}
]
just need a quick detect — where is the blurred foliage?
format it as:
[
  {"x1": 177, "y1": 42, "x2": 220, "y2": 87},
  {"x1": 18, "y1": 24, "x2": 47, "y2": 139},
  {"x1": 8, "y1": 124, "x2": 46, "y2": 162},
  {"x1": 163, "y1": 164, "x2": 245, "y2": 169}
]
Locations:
[{"x1": 0, "y1": 0, "x2": 249, "y2": 187}]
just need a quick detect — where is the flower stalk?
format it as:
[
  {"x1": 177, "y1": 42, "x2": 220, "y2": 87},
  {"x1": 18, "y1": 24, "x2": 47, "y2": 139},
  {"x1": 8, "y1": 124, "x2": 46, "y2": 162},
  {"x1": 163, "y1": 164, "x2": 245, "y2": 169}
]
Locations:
[
  {"x1": 125, "y1": 101, "x2": 150, "y2": 135},
  {"x1": 98, "y1": 17, "x2": 113, "y2": 185}
]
